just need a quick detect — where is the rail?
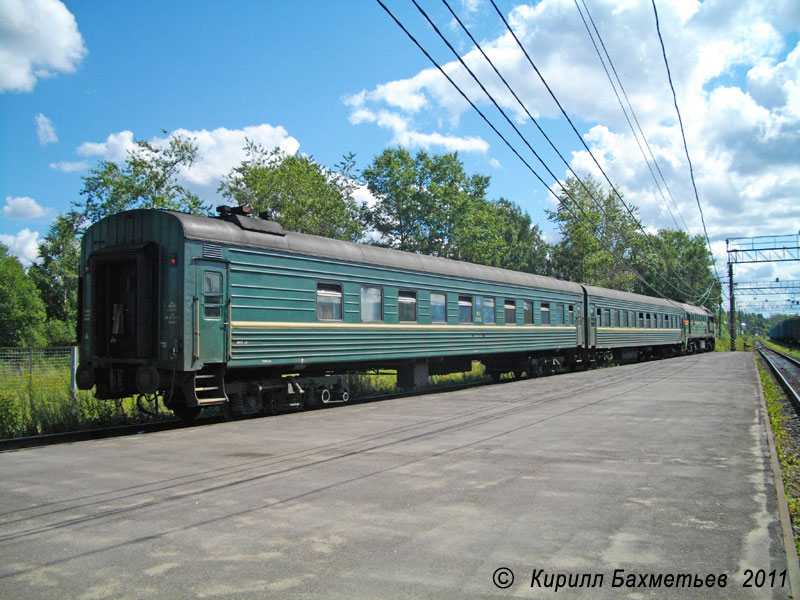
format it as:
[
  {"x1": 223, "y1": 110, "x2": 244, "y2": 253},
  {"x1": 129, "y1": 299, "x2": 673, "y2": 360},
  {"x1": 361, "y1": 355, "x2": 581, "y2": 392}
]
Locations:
[
  {"x1": 756, "y1": 343, "x2": 800, "y2": 416},
  {"x1": 0, "y1": 375, "x2": 517, "y2": 451}
]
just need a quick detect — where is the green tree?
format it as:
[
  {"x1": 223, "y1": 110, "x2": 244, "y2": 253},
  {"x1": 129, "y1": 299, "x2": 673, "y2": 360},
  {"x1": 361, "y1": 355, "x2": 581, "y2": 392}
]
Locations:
[
  {"x1": 362, "y1": 147, "x2": 427, "y2": 252},
  {"x1": 491, "y1": 198, "x2": 550, "y2": 274},
  {"x1": 0, "y1": 244, "x2": 47, "y2": 347},
  {"x1": 218, "y1": 142, "x2": 363, "y2": 242},
  {"x1": 363, "y1": 148, "x2": 549, "y2": 273},
  {"x1": 635, "y1": 229, "x2": 720, "y2": 308},
  {"x1": 28, "y1": 212, "x2": 82, "y2": 345},
  {"x1": 547, "y1": 176, "x2": 642, "y2": 290},
  {"x1": 77, "y1": 132, "x2": 208, "y2": 223}
]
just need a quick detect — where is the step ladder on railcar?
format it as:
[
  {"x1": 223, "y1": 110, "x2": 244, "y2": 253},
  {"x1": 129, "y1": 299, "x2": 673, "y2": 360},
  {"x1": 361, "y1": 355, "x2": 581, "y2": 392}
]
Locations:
[{"x1": 192, "y1": 364, "x2": 228, "y2": 405}]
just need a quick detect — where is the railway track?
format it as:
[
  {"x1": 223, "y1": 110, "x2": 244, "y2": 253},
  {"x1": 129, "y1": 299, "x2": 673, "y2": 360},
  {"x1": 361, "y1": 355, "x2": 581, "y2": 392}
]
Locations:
[
  {"x1": 756, "y1": 343, "x2": 800, "y2": 415},
  {"x1": 0, "y1": 351, "x2": 708, "y2": 452},
  {"x1": 0, "y1": 415, "x2": 227, "y2": 452},
  {"x1": 0, "y1": 377, "x2": 501, "y2": 452}
]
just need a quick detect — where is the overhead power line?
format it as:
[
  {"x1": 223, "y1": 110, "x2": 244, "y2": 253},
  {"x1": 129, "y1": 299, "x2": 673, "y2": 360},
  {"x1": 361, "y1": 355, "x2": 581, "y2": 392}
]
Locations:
[
  {"x1": 483, "y1": 0, "x2": 718, "y2": 303},
  {"x1": 376, "y1": 0, "x2": 708, "y2": 300},
  {"x1": 650, "y1": 0, "x2": 721, "y2": 285},
  {"x1": 429, "y1": 0, "x2": 702, "y2": 302},
  {"x1": 573, "y1": 0, "x2": 691, "y2": 236},
  {"x1": 374, "y1": 0, "x2": 678, "y2": 301}
]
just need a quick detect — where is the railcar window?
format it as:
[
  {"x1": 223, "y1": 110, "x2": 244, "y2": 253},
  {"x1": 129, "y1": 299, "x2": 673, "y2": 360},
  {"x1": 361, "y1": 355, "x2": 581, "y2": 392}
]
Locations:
[
  {"x1": 610, "y1": 309, "x2": 616, "y2": 327},
  {"x1": 638, "y1": 312, "x2": 644, "y2": 328},
  {"x1": 317, "y1": 283, "x2": 343, "y2": 320},
  {"x1": 555, "y1": 303, "x2": 564, "y2": 325},
  {"x1": 568, "y1": 305, "x2": 574, "y2": 325},
  {"x1": 361, "y1": 286, "x2": 383, "y2": 322},
  {"x1": 458, "y1": 296, "x2": 473, "y2": 323},
  {"x1": 629, "y1": 311, "x2": 635, "y2": 328},
  {"x1": 602, "y1": 308, "x2": 610, "y2": 327},
  {"x1": 398, "y1": 291, "x2": 417, "y2": 322},
  {"x1": 203, "y1": 271, "x2": 222, "y2": 319},
  {"x1": 482, "y1": 297, "x2": 495, "y2": 324},
  {"x1": 504, "y1": 299, "x2": 516, "y2": 325},
  {"x1": 431, "y1": 293, "x2": 446, "y2": 323},
  {"x1": 523, "y1": 300, "x2": 533, "y2": 325},
  {"x1": 541, "y1": 302, "x2": 551, "y2": 325}
]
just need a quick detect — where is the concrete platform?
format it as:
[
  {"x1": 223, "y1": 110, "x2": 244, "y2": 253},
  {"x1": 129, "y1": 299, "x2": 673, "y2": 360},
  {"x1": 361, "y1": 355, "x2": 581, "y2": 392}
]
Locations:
[{"x1": 0, "y1": 353, "x2": 794, "y2": 598}]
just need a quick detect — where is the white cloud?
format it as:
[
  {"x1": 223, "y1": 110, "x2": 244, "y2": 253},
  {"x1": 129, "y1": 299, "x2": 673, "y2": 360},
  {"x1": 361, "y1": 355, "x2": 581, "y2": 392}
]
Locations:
[
  {"x1": 352, "y1": 183, "x2": 379, "y2": 209},
  {"x1": 0, "y1": 229, "x2": 40, "y2": 266},
  {"x1": 77, "y1": 130, "x2": 136, "y2": 162},
  {"x1": 348, "y1": 105, "x2": 488, "y2": 153},
  {"x1": 347, "y1": 0, "x2": 800, "y2": 276},
  {"x1": 35, "y1": 113, "x2": 57, "y2": 145},
  {"x1": 0, "y1": 0, "x2": 86, "y2": 93},
  {"x1": 49, "y1": 160, "x2": 88, "y2": 172},
  {"x1": 165, "y1": 124, "x2": 300, "y2": 187},
  {"x1": 75, "y1": 123, "x2": 301, "y2": 189},
  {"x1": 2, "y1": 196, "x2": 46, "y2": 219}
]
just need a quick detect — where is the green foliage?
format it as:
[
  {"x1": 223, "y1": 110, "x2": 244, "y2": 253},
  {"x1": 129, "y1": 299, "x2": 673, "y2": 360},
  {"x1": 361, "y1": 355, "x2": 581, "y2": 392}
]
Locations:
[
  {"x1": 0, "y1": 244, "x2": 47, "y2": 346},
  {"x1": 219, "y1": 142, "x2": 364, "y2": 241},
  {"x1": 635, "y1": 229, "x2": 720, "y2": 309},
  {"x1": 362, "y1": 148, "x2": 548, "y2": 273},
  {"x1": 547, "y1": 176, "x2": 719, "y2": 308},
  {"x1": 28, "y1": 212, "x2": 82, "y2": 345},
  {"x1": 0, "y1": 392, "x2": 25, "y2": 439},
  {"x1": 41, "y1": 319, "x2": 77, "y2": 346},
  {"x1": 0, "y1": 386, "x2": 171, "y2": 440},
  {"x1": 491, "y1": 199, "x2": 550, "y2": 274},
  {"x1": 78, "y1": 131, "x2": 209, "y2": 222},
  {"x1": 547, "y1": 176, "x2": 642, "y2": 290}
]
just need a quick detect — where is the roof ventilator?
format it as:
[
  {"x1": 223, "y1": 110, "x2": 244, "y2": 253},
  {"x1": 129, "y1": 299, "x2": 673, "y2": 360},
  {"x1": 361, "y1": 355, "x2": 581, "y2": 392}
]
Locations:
[{"x1": 216, "y1": 205, "x2": 285, "y2": 236}]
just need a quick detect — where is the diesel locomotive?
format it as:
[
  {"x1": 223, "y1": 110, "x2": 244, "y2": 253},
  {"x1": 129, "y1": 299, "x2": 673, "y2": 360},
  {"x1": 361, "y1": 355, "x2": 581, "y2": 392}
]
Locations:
[{"x1": 75, "y1": 207, "x2": 715, "y2": 419}]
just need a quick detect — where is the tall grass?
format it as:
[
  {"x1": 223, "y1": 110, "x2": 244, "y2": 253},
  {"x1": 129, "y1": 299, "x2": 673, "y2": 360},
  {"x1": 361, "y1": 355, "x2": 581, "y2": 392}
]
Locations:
[
  {"x1": 0, "y1": 360, "x2": 489, "y2": 440},
  {"x1": 0, "y1": 387, "x2": 170, "y2": 439}
]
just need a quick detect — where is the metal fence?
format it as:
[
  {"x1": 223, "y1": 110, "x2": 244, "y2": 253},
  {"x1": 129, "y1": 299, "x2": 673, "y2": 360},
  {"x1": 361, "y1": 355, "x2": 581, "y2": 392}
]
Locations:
[{"x1": 0, "y1": 347, "x2": 77, "y2": 396}]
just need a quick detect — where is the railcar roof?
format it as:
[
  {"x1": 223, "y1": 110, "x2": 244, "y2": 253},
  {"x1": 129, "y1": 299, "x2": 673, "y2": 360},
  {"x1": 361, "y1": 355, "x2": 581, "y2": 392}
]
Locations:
[
  {"x1": 581, "y1": 284, "x2": 683, "y2": 311},
  {"x1": 679, "y1": 302, "x2": 713, "y2": 316},
  {"x1": 164, "y1": 210, "x2": 585, "y2": 294}
]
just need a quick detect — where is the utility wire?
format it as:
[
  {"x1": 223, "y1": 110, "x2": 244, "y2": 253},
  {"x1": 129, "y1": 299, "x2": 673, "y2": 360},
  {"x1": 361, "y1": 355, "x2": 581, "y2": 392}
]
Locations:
[
  {"x1": 574, "y1": 0, "x2": 691, "y2": 235},
  {"x1": 487, "y1": 0, "x2": 644, "y2": 234},
  {"x1": 430, "y1": 0, "x2": 700, "y2": 301},
  {"x1": 651, "y1": 0, "x2": 722, "y2": 285},
  {"x1": 487, "y1": 0, "x2": 717, "y2": 302},
  {"x1": 375, "y1": 0, "x2": 676, "y2": 301}
]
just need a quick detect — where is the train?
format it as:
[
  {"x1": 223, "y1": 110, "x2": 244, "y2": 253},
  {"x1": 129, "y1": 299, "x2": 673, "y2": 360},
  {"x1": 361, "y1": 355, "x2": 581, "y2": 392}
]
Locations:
[
  {"x1": 769, "y1": 317, "x2": 800, "y2": 345},
  {"x1": 75, "y1": 207, "x2": 715, "y2": 419}
]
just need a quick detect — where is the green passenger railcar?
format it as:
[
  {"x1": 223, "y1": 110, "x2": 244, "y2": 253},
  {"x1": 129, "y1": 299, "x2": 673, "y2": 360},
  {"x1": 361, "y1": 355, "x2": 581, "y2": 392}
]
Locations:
[{"x1": 76, "y1": 208, "x2": 714, "y2": 419}]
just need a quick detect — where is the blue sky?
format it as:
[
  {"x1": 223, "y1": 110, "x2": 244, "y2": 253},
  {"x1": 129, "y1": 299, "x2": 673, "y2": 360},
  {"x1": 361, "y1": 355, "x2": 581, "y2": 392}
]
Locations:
[{"x1": 2, "y1": 0, "x2": 800, "y2": 311}]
